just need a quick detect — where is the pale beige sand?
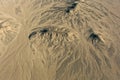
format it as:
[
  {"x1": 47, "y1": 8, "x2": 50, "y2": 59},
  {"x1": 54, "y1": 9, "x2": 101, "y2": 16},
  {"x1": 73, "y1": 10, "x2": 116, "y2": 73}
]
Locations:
[{"x1": 0, "y1": 0, "x2": 120, "y2": 80}]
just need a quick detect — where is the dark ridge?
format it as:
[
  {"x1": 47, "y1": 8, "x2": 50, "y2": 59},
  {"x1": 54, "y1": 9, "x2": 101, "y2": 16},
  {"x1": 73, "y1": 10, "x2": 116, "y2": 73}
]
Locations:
[
  {"x1": 65, "y1": 2, "x2": 78, "y2": 13},
  {"x1": 28, "y1": 31, "x2": 37, "y2": 39},
  {"x1": 89, "y1": 33, "x2": 101, "y2": 45},
  {"x1": 65, "y1": 8, "x2": 70, "y2": 13},
  {"x1": 40, "y1": 28, "x2": 49, "y2": 34},
  {"x1": 69, "y1": 3, "x2": 78, "y2": 9}
]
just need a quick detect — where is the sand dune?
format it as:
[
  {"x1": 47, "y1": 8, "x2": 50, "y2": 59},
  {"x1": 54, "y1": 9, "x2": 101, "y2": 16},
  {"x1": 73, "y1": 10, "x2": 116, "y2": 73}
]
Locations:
[{"x1": 0, "y1": 0, "x2": 120, "y2": 80}]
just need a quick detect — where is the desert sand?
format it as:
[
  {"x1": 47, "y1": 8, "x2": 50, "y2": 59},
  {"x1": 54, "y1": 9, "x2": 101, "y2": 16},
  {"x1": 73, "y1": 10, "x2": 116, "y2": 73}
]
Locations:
[{"x1": 0, "y1": 0, "x2": 120, "y2": 80}]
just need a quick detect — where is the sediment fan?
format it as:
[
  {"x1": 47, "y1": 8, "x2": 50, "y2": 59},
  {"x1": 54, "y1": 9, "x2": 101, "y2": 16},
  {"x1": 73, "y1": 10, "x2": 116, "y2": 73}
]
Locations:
[{"x1": 0, "y1": 0, "x2": 120, "y2": 80}]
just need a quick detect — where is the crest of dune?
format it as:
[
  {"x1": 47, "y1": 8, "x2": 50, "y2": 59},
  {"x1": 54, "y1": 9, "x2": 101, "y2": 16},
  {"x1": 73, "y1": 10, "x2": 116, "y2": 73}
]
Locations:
[{"x1": 0, "y1": 0, "x2": 120, "y2": 80}]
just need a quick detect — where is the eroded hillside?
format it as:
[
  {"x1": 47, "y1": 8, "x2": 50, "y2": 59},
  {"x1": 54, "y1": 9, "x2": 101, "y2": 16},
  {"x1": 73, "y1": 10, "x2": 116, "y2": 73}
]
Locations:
[{"x1": 0, "y1": 0, "x2": 120, "y2": 80}]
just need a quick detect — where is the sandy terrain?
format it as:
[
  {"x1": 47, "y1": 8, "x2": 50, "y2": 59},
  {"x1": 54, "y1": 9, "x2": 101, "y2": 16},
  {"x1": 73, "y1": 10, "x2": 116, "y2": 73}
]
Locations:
[{"x1": 0, "y1": 0, "x2": 120, "y2": 80}]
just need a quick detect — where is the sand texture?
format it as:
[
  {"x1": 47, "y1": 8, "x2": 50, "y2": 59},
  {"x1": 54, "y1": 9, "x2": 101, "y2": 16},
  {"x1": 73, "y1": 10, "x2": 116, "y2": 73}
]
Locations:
[{"x1": 0, "y1": 0, "x2": 120, "y2": 80}]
